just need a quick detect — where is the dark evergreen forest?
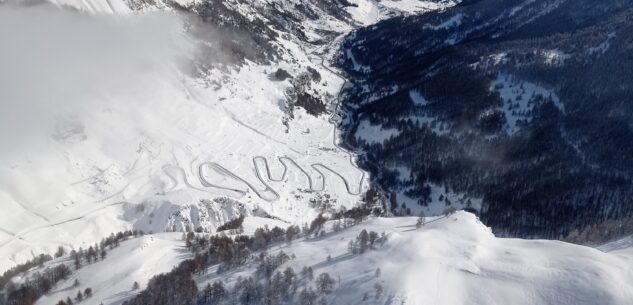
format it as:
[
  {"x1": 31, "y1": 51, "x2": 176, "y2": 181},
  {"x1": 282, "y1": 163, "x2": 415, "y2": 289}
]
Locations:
[{"x1": 338, "y1": 0, "x2": 633, "y2": 240}]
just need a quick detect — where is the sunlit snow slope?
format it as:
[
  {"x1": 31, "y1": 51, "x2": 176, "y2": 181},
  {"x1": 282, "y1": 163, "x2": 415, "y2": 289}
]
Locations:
[
  {"x1": 29, "y1": 212, "x2": 633, "y2": 305},
  {"x1": 196, "y1": 212, "x2": 633, "y2": 305},
  {"x1": 0, "y1": 0, "x2": 454, "y2": 272},
  {"x1": 33, "y1": 233, "x2": 190, "y2": 305}
]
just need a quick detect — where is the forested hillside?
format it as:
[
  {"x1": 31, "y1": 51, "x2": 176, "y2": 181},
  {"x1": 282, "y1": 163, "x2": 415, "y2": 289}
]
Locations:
[{"x1": 339, "y1": 0, "x2": 633, "y2": 239}]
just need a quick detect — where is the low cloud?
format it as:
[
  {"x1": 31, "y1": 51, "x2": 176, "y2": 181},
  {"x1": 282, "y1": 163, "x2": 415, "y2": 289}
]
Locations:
[{"x1": 0, "y1": 4, "x2": 190, "y2": 153}]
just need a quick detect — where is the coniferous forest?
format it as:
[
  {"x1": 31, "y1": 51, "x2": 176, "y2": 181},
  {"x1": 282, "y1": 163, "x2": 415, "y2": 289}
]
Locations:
[{"x1": 338, "y1": 0, "x2": 633, "y2": 240}]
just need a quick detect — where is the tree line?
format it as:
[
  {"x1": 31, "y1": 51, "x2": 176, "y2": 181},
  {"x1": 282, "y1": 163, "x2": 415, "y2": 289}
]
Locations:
[
  {"x1": 1, "y1": 230, "x2": 145, "y2": 305},
  {"x1": 124, "y1": 203, "x2": 378, "y2": 305}
]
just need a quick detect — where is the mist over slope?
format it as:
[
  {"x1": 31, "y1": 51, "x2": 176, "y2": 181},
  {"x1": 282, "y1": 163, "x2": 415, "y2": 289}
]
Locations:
[
  {"x1": 0, "y1": 2, "x2": 342, "y2": 271},
  {"x1": 0, "y1": 0, "x2": 456, "y2": 273},
  {"x1": 1, "y1": 1, "x2": 633, "y2": 305}
]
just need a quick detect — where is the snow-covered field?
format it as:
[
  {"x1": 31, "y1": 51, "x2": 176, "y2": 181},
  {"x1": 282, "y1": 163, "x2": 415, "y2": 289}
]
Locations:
[
  {"x1": 0, "y1": 2, "x2": 341, "y2": 272},
  {"x1": 347, "y1": 0, "x2": 457, "y2": 25},
  {"x1": 355, "y1": 119, "x2": 400, "y2": 144},
  {"x1": 33, "y1": 233, "x2": 189, "y2": 305},
  {"x1": 3, "y1": 1, "x2": 632, "y2": 305},
  {"x1": 490, "y1": 74, "x2": 564, "y2": 134},
  {"x1": 27, "y1": 212, "x2": 633, "y2": 305},
  {"x1": 0, "y1": 0, "x2": 456, "y2": 273},
  {"x1": 197, "y1": 212, "x2": 633, "y2": 305}
]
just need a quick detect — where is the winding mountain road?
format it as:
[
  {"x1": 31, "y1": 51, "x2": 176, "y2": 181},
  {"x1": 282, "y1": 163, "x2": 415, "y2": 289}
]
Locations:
[
  {"x1": 173, "y1": 39, "x2": 367, "y2": 202},
  {"x1": 199, "y1": 161, "x2": 280, "y2": 201},
  {"x1": 0, "y1": 31, "x2": 368, "y2": 251}
]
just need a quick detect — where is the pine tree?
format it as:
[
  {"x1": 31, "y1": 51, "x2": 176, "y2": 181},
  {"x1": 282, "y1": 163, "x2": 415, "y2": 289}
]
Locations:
[
  {"x1": 390, "y1": 191, "x2": 398, "y2": 212},
  {"x1": 348, "y1": 240, "x2": 357, "y2": 254},
  {"x1": 365, "y1": 187, "x2": 377, "y2": 205},
  {"x1": 283, "y1": 267, "x2": 296, "y2": 288},
  {"x1": 316, "y1": 273, "x2": 334, "y2": 294},
  {"x1": 298, "y1": 288, "x2": 318, "y2": 305},
  {"x1": 332, "y1": 220, "x2": 342, "y2": 232},
  {"x1": 210, "y1": 281, "x2": 226, "y2": 302},
  {"x1": 74, "y1": 256, "x2": 81, "y2": 270},
  {"x1": 86, "y1": 247, "x2": 93, "y2": 263},
  {"x1": 285, "y1": 226, "x2": 295, "y2": 244},
  {"x1": 55, "y1": 246, "x2": 66, "y2": 258},
  {"x1": 443, "y1": 206, "x2": 457, "y2": 216},
  {"x1": 132, "y1": 281, "x2": 140, "y2": 290},
  {"x1": 368, "y1": 231, "x2": 378, "y2": 248},
  {"x1": 301, "y1": 266, "x2": 314, "y2": 281},
  {"x1": 374, "y1": 283, "x2": 383, "y2": 299},
  {"x1": 357, "y1": 230, "x2": 369, "y2": 253}
]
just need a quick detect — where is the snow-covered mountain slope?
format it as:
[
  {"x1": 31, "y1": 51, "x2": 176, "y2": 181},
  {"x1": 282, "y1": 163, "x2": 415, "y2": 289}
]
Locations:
[
  {"x1": 5, "y1": 1, "x2": 632, "y2": 305},
  {"x1": 196, "y1": 212, "x2": 633, "y2": 305},
  {"x1": 20, "y1": 0, "x2": 455, "y2": 19},
  {"x1": 32, "y1": 233, "x2": 190, "y2": 305},
  {"x1": 23, "y1": 212, "x2": 633, "y2": 305},
  {"x1": 599, "y1": 234, "x2": 633, "y2": 255},
  {"x1": 0, "y1": 0, "x2": 455, "y2": 273},
  {"x1": 339, "y1": 0, "x2": 633, "y2": 240}
]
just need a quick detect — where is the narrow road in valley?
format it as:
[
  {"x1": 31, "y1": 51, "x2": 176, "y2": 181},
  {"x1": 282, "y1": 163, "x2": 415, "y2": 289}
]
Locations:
[
  {"x1": 182, "y1": 37, "x2": 368, "y2": 201},
  {"x1": 308, "y1": 40, "x2": 368, "y2": 195},
  {"x1": 199, "y1": 161, "x2": 280, "y2": 201},
  {"x1": 163, "y1": 164, "x2": 246, "y2": 196},
  {"x1": 0, "y1": 31, "x2": 369, "y2": 251},
  {"x1": 254, "y1": 155, "x2": 322, "y2": 192}
]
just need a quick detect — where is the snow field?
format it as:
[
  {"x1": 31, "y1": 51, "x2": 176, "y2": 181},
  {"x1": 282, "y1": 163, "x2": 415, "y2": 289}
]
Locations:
[
  {"x1": 34, "y1": 233, "x2": 190, "y2": 305},
  {"x1": 0, "y1": 0, "x2": 399, "y2": 272},
  {"x1": 193, "y1": 212, "x2": 633, "y2": 305}
]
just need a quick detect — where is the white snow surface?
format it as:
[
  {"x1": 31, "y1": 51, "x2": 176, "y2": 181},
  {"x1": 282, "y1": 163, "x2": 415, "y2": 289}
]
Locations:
[
  {"x1": 12, "y1": 212, "x2": 633, "y2": 305},
  {"x1": 34, "y1": 233, "x2": 189, "y2": 305},
  {"x1": 427, "y1": 13, "x2": 464, "y2": 30},
  {"x1": 409, "y1": 90, "x2": 429, "y2": 106},
  {"x1": 347, "y1": 0, "x2": 456, "y2": 25},
  {"x1": 355, "y1": 119, "x2": 400, "y2": 144},
  {"x1": 589, "y1": 32, "x2": 617, "y2": 55},
  {"x1": 0, "y1": 3, "x2": 360, "y2": 272},
  {"x1": 0, "y1": 0, "x2": 459, "y2": 273},
  {"x1": 540, "y1": 48, "x2": 571, "y2": 65},
  {"x1": 190, "y1": 212, "x2": 633, "y2": 305},
  {"x1": 3, "y1": 8, "x2": 624, "y2": 305},
  {"x1": 491, "y1": 74, "x2": 564, "y2": 135},
  {"x1": 599, "y1": 235, "x2": 633, "y2": 255}
]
